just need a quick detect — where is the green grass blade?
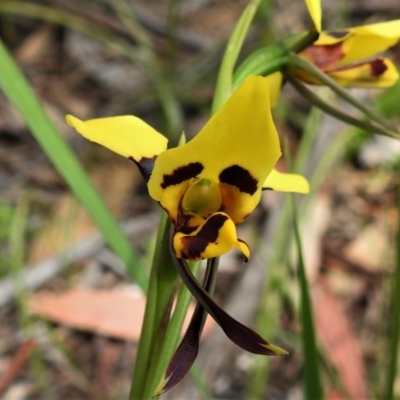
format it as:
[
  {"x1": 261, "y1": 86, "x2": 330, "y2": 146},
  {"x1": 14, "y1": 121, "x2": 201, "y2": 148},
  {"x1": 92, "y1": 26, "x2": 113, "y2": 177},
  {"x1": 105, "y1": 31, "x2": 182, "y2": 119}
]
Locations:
[
  {"x1": 291, "y1": 196, "x2": 324, "y2": 400},
  {"x1": 129, "y1": 213, "x2": 178, "y2": 399},
  {"x1": 0, "y1": 38, "x2": 147, "y2": 291},
  {"x1": 211, "y1": 0, "x2": 261, "y2": 113},
  {"x1": 384, "y1": 183, "x2": 400, "y2": 399}
]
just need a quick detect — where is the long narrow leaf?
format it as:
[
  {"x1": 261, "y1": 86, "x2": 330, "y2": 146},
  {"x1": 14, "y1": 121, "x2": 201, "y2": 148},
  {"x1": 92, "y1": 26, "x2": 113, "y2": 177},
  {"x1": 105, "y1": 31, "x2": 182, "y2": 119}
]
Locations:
[
  {"x1": 291, "y1": 196, "x2": 324, "y2": 400},
  {"x1": 129, "y1": 213, "x2": 178, "y2": 399},
  {"x1": 211, "y1": 0, "x2": 261, "y2": 113},
  {"x1": 385, "y1": 184, "x2": 400, "y2": 399},
  {"x1": 0, "y1": 39, "x2": 148, "y2": 291}
]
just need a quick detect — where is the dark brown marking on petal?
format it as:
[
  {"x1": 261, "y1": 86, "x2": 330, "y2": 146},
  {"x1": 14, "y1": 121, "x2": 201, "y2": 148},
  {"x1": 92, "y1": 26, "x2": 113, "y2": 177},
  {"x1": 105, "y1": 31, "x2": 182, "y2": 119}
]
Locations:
[
  {"x1": 300, "y1": 42, "x2": 346, "y2": 68},
  {"x1": 326, "y1": 58, "x2": 389, "y2": 81},
  {"x1": 326, "y1": 30, "x2": 350, "y2": 39},
  {"x1": 161, "y1": 162, "x2": 204, "y2": 189},
  {"x1": 179, "y1": 214, "x2": 228, "y2": 260},
  {"x1": 219, "y1": 165, "x2": 258, "y2": 195},
  {"x1": 129, "y1": 156, "x2": 156, "y2": 182},
  {"x1": 370, "y1": 58, "x2": 388, "y2": 77}
]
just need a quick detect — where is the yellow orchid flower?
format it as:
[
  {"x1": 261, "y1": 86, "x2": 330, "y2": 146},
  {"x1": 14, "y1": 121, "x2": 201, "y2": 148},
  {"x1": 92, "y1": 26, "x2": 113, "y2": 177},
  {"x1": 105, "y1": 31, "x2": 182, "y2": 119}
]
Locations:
[
  {"x1": 67, "y1": 76, "x2": 308, "y2": 263},
  {"x1": 67, "y1": 75, "x2": 309, "y2": 394},
  {"x1": 300, "y1": 0, "x2": 400, "y2": 87}
]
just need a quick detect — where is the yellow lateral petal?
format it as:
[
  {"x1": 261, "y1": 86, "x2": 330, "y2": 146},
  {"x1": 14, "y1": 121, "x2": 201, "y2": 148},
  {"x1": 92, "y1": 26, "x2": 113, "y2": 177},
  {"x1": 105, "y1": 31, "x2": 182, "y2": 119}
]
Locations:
[
  {"x1": 263, "y1": 168, "x2": 310, "y2": 194},
  {"x1": 148, "y1": 76, "x2": 281, "y2": 222},
  {"x1": 339, "y1": 20, "x2": 400, "y2": 64},
  {"x1": 328, "y1": 58, "x2": 399, "y2": 88},
  {"x1": 66, "y1": 115, "x2": 168, "y2": 161},
  {"x1": 172, "y1": 213, "x2": 250, "y2": 261},
  {"x1": 305, "y1": 0, "x2": 322, "y2": 32},
  {"x1": 315, "y1": 31, "x2": 352, "y2": 46}
]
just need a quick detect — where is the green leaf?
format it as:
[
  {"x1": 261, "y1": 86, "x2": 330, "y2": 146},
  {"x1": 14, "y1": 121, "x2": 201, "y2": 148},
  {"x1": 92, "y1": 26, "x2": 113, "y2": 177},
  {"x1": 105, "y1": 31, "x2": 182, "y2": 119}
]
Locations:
[
  {"x1": 385, "y1": 184, "x2": 400, "y2": 399},
  {"x1": 211, "y1": 0, "x2": 261, "y2": 113},
  {"x1": 129, "y1": 213, "x2": 178, "y2": 399},
  {"x1": 291, "y1": 197, "x2": 324, "y2": 400}
]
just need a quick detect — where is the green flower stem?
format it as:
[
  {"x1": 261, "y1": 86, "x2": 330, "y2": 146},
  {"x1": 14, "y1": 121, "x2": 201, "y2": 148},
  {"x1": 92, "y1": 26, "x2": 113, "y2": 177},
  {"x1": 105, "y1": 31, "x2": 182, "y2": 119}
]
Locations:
[
  {"x1": 129, "y1": 213, "x2": 178, "y2": 399},
  {"x1": 288, "y1": 76, "x2": 400, "y2": 139},
  {"x1": 284, "y1": 30, "x2": 320, "y2": 54},
  {"x1": 233, "y1": 30, "x2": 319, "y2": 90},
  {"x1": 212, "y1": 0, "x2": 261, "y2": 113},
  {"x1": 287, "y1": 53, "x2": 399, "y2": 136},
  {"x1": 233, "y1": 44, "x2": 288, "y2": 90},
  {"x1": 146, "y1": 260, "x2": 202, "y2": 397},
  {"x1": 0, "y1": 38, "x2": 147, "y2": 291},
  {"x1": 291, "y1": 194, "x2": 323, "y2": 400},
  {"x1": 248, "y1": 106, "x2": 323, "y2": 398},
  {"x1": 385, "y1": 185, "x2": 400, "y2": 399}
]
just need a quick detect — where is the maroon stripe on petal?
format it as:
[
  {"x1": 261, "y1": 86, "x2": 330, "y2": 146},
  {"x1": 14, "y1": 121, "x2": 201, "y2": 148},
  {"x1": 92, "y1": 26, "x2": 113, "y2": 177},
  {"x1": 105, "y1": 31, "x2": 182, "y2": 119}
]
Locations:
[
  {"x1": 219, "y1": 165, "x2": 258, "y2": 195},
  {"x1": 179, "y1": 214, "x2": 228, "y2": 260},
  {"x1": 370, "y1": 58, "x2": 388, "y2": 77},
  {"x1": 161, "y1": 162, "x2": 204, "y2": 188}
]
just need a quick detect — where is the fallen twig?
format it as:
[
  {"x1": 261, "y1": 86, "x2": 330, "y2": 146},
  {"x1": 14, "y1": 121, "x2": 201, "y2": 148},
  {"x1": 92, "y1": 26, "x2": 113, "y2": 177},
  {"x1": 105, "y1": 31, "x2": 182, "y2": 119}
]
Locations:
[{"x1": 0, "y1": 212, "x2": 158, "y2": 307}]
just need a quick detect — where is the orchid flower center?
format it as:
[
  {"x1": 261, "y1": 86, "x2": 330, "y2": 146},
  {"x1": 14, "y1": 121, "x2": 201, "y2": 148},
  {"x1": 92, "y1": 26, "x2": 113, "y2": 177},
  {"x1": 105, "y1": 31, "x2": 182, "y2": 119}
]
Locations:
[{"x1": 181, "y1": 178, "x2": 221, "y2": 216}]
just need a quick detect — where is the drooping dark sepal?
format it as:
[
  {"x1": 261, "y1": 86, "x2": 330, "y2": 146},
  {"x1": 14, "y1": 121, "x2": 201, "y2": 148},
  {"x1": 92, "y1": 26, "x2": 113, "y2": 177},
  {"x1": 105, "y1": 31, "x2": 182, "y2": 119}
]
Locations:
[
  {"x1": 171, "y1": 254, "x2": 288, "y2": 357},
  {"x1": 129, "y1": 156, "x2": 157, "y2": 182},
  {"x1": 154, "y1": 258, "x2": 219, "y2": 396}
]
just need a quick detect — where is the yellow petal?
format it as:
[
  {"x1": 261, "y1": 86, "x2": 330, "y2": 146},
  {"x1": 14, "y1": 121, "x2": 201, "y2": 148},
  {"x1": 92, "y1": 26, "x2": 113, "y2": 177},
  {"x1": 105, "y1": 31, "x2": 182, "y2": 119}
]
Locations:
[
  {"x1": 315, "y1": 31, "x2": 352, "y2": 46},
  {"x1": 328, "y1": 58, "x2": 399, "y2": 88},
  {"x1": 148, "y1": 76, "x2": 281, "y2": 223},
  {"x1": 66, "y1": 115, "x2": 168, "y2": 161},
  {"x1": 172, "y1": 213, "x2": 250, "y2": 261},
  {"x1": 263, "y1": 168, "x2": 310, "y2": 193},
  {"x1": 305, "y1": 0, "x2": 322, "y2": 32},
  {"x1": 314, "y1": 19, "x2": 400, "y2": 65}
]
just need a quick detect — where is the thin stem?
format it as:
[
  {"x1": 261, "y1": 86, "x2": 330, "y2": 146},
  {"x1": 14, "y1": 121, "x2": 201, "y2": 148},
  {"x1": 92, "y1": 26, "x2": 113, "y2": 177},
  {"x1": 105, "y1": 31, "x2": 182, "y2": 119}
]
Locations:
[
  {"x1": 288, "y1": 75, "x2": 400, "y2": 140},
  {"x1": 288, "y1": 53, "x2": 398, "y2": 134},
  {"x1": 129, "y1": 214, "x2": 178, "y2": 400},
  {"x1": 385, "y1": 183, "x2": 400, "y2": 399}
]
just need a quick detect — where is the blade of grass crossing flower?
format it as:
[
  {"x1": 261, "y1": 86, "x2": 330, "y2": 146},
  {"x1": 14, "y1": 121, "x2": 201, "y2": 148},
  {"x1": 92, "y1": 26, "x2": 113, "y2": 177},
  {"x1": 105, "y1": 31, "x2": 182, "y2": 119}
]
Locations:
[
  {"x1": 0, "y1": 39, "x2": 148, "y2": 291},
  {"x1": 247, "y1": 106, "x2": 322, "y2": 399},
  {"x1": 211, "y1": 0, "x2": 261, "y2": 113},
  {"x1": 384, "y1": 184, "x2": 400, "y2": 400},
  {"x1": 247, "y1": 254, "x2": 285, "y2": 399},
  {"x1": 129, "y1": 213, "x2": 178, "y2": 400},
  {"x1": 291, "y1": 196, "x2": 323, "y2": 400}
]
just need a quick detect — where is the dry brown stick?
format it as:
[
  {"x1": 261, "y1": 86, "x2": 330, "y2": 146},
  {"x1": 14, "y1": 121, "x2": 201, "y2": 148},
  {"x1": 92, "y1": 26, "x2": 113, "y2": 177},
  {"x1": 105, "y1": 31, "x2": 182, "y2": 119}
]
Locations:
[{"x1": 0, "y1": 212, "x2": 158, "y2": 307}]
